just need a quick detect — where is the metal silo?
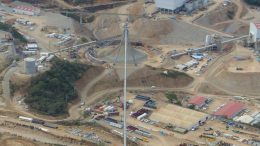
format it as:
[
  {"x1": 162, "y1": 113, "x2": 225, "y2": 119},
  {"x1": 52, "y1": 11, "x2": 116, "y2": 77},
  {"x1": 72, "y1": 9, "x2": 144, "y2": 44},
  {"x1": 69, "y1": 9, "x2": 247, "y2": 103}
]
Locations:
[
  {"x1": 205, "y1": 35, "x2": 213, "y2": 46},
  {"x1": 24, "y1": 57, "x2": 36, "y2": 74}
]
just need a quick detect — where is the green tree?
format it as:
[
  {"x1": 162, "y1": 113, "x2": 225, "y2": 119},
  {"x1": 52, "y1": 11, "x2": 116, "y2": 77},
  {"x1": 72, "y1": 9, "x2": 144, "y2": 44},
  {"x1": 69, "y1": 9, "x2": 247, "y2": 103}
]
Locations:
[{"x1": 165, "y1": 92, "x2": 177, "y2": 103}]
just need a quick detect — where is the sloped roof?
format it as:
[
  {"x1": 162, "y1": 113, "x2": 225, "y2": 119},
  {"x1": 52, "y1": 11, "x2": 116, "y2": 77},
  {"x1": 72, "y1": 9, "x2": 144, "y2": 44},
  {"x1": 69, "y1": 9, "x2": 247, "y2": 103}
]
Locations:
[
  {"x1": 214, "y1": 102, "x2": 245, "y2": 119},
  {"x1": 188, "y1": 96, "x2": 207, "y2": 106}
]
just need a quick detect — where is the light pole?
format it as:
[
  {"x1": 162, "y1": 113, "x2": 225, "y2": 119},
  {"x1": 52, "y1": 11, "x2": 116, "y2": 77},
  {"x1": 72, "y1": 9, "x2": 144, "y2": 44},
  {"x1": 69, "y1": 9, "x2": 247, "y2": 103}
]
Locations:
[{"x1": 123, "y1": 22, "x2": 128, "y2": 146}]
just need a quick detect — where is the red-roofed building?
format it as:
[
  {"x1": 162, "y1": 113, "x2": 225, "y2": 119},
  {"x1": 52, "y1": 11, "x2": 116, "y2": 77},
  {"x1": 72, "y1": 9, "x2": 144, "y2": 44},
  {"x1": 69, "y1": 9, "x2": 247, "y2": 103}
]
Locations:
[
  {"x1": 13, "y1": 5, "x2": 40, "y2": 16},
  {"x1": 214, "y1": 102, "x2": 245, "y2": 119},
  {"x1": 188, "y1": 96, "x2": 207, "y2": 109}
]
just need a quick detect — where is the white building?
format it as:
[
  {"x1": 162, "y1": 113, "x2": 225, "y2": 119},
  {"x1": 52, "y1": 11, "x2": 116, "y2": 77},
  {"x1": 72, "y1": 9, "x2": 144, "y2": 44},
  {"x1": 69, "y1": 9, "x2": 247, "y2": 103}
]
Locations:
[
  {"x1": 13, "y1": 5, "x2": 40, "y2": 16},
  {"x1": 249, "y1": 22, "x2": 260, "y2": 42},
  {"x1": 26, "y1": 43, "x2": 38, "y2": 51},
  {"x1": 155, "y1": 0, "x2": 185, "y2": 12}
]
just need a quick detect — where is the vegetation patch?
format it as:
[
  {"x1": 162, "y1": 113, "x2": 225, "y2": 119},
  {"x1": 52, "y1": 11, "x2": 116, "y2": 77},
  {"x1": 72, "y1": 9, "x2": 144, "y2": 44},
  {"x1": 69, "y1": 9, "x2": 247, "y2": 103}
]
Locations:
[
  {"x1": 25, "y1": 59, "x2": 88, "y2": 116},
  {"x1": 244, "y1": 0, "x2": 260, "y2": 6},
  {"x1": 0, "y1": 22, "x2": 27, "y2": 43},
  {"x1": 165, "y1": 92, "x2": 181, "y2": 105}
]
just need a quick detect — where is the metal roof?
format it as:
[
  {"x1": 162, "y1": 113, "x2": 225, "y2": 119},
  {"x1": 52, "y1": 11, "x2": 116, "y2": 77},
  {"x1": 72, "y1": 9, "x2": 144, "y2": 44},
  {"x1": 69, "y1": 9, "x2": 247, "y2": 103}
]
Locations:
[
  {"x1": 214, "y1": 102, "x2": 245, "y2": 119},
  {"x1": 188, "y1": 96, "x2": 207, "y2": 106},
  {"x1": 14, "y1": 5, "x2": 39, "y2": 12}
]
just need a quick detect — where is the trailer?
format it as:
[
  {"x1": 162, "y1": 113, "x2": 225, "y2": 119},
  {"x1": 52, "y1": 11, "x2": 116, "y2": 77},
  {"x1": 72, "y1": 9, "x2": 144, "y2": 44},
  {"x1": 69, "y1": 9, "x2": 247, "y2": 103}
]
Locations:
[
  {"x1": 137, "y1": 113, "x2": 148, "y2": 121},
  {"x1": 109, "y1": 122, "x2": 123, "y2": 129},
  {"x1": 112, "y1": 130, "x2": 123, "y2": 137},
  {"x1": 18, "y1": 116, "x2": 33, "y2": 122},
  {"x1": 135, "y1": 129, "x2": 152, "y2": 138},
  {"x1": 23, "y1": 51, "x2": 37, "y2": 55}
]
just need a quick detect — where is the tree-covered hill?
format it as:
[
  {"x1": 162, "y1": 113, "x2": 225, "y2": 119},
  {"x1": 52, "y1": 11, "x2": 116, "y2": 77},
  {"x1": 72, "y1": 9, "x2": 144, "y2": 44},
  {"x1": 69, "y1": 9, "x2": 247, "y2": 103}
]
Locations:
[{"x1": 25, "y1": 59, "x2": 88, "y2": 116}]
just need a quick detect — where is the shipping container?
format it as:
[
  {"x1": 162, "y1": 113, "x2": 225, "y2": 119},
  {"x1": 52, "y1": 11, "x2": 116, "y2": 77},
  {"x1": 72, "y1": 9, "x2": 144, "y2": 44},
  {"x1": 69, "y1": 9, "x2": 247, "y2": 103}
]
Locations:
[{"x1": 108, "y1": 112, "x2": 120, "y2": 116}]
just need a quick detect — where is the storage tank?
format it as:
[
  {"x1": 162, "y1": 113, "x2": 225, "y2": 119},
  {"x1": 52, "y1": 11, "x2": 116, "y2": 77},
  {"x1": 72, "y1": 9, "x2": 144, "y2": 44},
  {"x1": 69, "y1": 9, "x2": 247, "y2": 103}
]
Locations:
[
  {"x1": 205, "y1": 35, "x2": 212, "y2": 46},
  {"x1": 24, "y1": 57, "x2": 36, "y2": 74}
]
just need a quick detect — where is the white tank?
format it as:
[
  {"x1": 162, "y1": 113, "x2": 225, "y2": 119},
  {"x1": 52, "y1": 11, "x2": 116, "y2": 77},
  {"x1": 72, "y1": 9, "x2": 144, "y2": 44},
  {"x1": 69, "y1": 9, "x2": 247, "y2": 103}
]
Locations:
[
  {"x1": 24, "y1": 57, "x2": 36, "y2": 74},
  {"x1": 205, "y1": 35, "x2": 212, "y2": 46}
]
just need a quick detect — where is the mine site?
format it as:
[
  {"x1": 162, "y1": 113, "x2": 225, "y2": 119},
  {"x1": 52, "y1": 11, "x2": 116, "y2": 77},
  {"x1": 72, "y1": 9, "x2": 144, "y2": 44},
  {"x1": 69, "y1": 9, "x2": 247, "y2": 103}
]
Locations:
[{"x1": 0, "y1": 0, "x2": 260, "y2": 146}]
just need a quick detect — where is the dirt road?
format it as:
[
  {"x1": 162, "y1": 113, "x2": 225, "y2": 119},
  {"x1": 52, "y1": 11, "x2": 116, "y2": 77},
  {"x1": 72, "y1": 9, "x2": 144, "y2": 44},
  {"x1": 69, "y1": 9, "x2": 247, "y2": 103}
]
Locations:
[{"x1": 2, "y1": 67, "x2": 17, "y2": 106}]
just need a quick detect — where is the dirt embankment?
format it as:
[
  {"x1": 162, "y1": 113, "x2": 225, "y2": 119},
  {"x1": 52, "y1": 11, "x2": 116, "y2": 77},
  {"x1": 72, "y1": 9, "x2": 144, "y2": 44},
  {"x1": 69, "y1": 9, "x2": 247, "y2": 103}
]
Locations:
[
  {"x1": 131, "y1": 19, "x2": 174, "y2": 43},
  {"x1": 209, "y1": 71, "x2": 260, "y2": 96},
  {"x1": 195, "y1": 3, "x2": 238, "y2": 27},
  {"x1": 0, "y1": 136, "x2": 47, "y2": 146},
  {"x1": 75, "y1": 66, "x2": 105, "y2": 91},
  {"x1": 197, "y1": 82, "x2": 230, "y2": 95},
  {"x1": 89, "y1": 66, "x2": 193, "y2": 95}
]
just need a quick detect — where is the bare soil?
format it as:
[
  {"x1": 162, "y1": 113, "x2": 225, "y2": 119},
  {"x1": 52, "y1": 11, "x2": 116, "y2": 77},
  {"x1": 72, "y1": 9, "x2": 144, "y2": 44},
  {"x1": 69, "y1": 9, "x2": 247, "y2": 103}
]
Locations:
[
  {"x1": 0, "y1": 136, "x2": 47, "y2": 146},
  {"x1": 195, "y1": 3, "x2": 238, "y2": 27},
  {"x1": 75, "y1": 66, "x2": 105, "y2": 91},
  {"x1": 197, "y1": 82, "x2": 229, "y2": 95},
  {"x1": 89, "y1": 65, "x2": 193, "y2": 95}
]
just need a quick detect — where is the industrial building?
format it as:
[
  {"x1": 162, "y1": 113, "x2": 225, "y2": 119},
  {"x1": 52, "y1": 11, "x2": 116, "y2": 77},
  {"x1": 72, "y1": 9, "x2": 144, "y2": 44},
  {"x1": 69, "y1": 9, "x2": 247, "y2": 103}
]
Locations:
[
  {"x1": 234, "y1": 111, "x2": 260, "y2": 126},
  {"x1": 214, "y1": 102, "x2": 245, "y2": 119},
  {"x1": 155, "y1": 0, "x2": 209, "y2": 13},
  {"x1": 185, "y1": 0, "x2": 209, "y2": 12},
  {"x1": 188, "y1": 96, "x2": 207, "y2": 109},
  {"x1": 13, "y1": 5, "x2": 40, "y2": 16},
  {"x1": 26, "y1": 43, "x2": 38, "y2": 51},
  {"x1": 155, "y1": 0, "x2": 184, "y2": 13}
]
